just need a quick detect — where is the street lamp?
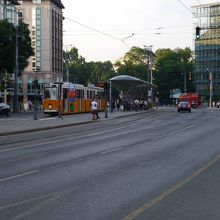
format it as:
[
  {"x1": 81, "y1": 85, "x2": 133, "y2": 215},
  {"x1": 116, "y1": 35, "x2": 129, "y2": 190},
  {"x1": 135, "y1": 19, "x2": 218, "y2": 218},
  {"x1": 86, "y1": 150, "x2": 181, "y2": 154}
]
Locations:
[
  {"x1": 13, "y1": 13, "x2": 19, "y2": 113},
  {"x1": 144, "y1": 45, "x2": 154, "y2": 106},
  {"x1": 181, "y1": 59, "x2": 187, "y2": 94},
  {"x1": 207, "y1": 68, "x2": 213, "y2": 108},
  {"x1": 63, "y1": 44, "x2": 72, "y2": 82},
  {"x1": 33, "y1": 77, "x2": 38, "y2": 120}
]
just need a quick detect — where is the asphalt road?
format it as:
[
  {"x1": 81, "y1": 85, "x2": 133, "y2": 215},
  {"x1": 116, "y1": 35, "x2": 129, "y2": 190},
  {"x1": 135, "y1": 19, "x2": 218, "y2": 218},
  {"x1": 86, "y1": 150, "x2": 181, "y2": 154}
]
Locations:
[{"x1": 0, "y1": 108, "x2": 220, "y2": 220}]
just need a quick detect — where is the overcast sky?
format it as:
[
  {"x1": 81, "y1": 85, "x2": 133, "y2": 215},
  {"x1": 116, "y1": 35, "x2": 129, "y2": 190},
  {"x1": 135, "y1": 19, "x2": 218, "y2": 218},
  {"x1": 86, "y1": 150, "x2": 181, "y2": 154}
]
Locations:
[{"x1": 62, "y1": 0, "x2": 219, "y2": 62}]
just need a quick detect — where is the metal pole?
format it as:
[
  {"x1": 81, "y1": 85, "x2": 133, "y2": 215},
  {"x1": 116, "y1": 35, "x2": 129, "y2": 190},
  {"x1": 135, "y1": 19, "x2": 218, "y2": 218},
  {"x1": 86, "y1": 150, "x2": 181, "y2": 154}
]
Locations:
[
  {"x1": 13, "y1": 26, "x2": 19, "y2": 113},
  {"x1": 58, "y1": 73, "x2": 63, "y2": 119},
  {"x1": 184, "y1": 72, "x2": 187, "y2": 93},
  {"x1": 110, "y1": 81, "x2": 113, "y2": 113},
  {"x1": 105, "y1": 91, "x2": 108, "y2": 118},
  {"x1": 209, "y1": 72, "x2": 213, "y2": 108},
  {"x1": 4, "y1": 73, "x2": 7, "y2": 103},
  {"x1": 33, "y1": 78, "x2": 38, "y2": 120},
  {"x1": 66, "y1": 63, "x2": 69, "y2": 82}
]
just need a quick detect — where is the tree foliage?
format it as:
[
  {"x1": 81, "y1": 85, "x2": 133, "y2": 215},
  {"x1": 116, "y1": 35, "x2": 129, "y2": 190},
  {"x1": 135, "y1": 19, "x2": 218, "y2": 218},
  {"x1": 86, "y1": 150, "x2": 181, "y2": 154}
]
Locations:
[
  {"x1": 154, "y1": 47, "x2": 194, "y2": 104},
  {"x1": 0, "y1": 19, "x2": 33, "y2": 77},
  {"x1": 63, "y1": 46, "x2": 195, "y2": 104},
  {"x1": 114, "y1": 46, "x2": 154, "y2": 81},
  {"x1": 0, "y1": 20, "x2": 16, "y2": 74},
  {"x1": 63, "y1": 47, "x2": 116, "y2": 85},
  {"x1": 17, "y1": 22, "x2": 34, "y2": 73}
]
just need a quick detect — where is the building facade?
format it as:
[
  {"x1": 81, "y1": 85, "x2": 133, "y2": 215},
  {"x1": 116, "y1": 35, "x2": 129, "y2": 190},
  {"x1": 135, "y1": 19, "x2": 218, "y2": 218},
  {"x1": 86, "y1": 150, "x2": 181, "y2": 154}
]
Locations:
[
  {"x1": 192, "y1": 2, "x2": 220, "y2": 102},
  {"x1": 16, "y1": 0, "x2": 64, "y2": 100},
  {"x1": 0, "y1": 0, "x2": 19, "y2": 25}
]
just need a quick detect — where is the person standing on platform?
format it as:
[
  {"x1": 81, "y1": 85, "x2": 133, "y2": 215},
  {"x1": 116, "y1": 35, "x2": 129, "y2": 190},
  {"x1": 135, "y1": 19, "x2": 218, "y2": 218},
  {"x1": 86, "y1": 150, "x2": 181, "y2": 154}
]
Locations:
[{"x1": 91, "y1": 98, "x2": 98, "y2": 120}]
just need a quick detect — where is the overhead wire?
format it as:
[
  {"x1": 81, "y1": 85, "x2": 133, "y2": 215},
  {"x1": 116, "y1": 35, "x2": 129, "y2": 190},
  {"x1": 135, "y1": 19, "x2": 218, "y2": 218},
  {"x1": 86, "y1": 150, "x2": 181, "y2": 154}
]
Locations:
[
  {"x1": 35, "y1": 3, "x2": 134, "y2": 49},
  {"x1": 64, "y1": 17, "x2": 124, "y2": 42},
  {"x1": 176, "y1": 0, "x2": 192, "y2": 13},
  {"x1": 33, "y1": 2, "x2": 194, "y2": 49}
]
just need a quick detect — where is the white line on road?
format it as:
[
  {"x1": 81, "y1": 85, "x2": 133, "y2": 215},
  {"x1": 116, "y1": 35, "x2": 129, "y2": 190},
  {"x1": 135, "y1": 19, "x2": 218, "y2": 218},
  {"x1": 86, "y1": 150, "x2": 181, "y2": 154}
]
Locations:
[
  {"x1": 39, "y1": 118, "x2": 57, "y2": 121},
  {"x1": 0, "y1": 112, "x2": 171, "y2": 154},
  {"x1": 151, "y1": 124, "x2": 197, "y2": 140},
  {"x1": 0, "y1": 170, "x2": 40, "y2": 183},
  {"x1": 101, "y1": 147, "x2": 123, "y2": 154},
  {"x1": 0, "y1": 124, "x2": 136, "y2": 153}
]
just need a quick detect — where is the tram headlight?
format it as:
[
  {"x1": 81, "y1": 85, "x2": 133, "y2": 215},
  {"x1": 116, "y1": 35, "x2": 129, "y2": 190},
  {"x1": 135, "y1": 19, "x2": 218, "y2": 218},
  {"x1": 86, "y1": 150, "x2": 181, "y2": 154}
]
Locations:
[{"x1": 49, "y1": 105, "x2": 52, "y2": 109}]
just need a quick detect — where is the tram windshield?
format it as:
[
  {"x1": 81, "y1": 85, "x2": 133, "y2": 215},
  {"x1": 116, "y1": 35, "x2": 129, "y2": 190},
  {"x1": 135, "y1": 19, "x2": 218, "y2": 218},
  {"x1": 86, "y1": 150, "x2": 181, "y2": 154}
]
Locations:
[{"x1": 44, "y1": 86, "x2": 58, "y2": 100}]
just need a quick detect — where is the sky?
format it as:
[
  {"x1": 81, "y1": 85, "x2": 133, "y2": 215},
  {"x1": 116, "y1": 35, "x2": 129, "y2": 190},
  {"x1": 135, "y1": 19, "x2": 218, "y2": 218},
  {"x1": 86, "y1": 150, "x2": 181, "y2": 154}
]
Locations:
[{"x1": 62, "y1": 0, "x2": 219, "y2": 62}]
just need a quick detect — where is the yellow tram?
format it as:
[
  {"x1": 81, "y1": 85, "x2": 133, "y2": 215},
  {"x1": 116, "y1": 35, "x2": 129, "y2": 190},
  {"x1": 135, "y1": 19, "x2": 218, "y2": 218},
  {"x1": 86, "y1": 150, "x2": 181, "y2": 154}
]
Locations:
[{"x1": 43, "y1": 82, "x2": 106, "y2": 116}]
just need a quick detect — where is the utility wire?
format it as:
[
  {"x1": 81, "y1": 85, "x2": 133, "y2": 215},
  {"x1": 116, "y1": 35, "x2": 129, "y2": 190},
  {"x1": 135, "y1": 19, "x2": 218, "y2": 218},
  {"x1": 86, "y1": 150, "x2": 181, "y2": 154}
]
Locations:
[
  {"x1": 64, "y1": 25, "x2": 192, "y2": 34},
  {"x1": 37, "y1": 4, "x2": 134, "y2": 46},
  {"x1": 176, "y1": 0, "x2": 192, "y2": 13},
  {"x1": 65, "y1": 17, "x2": 124, "y2": 42}
]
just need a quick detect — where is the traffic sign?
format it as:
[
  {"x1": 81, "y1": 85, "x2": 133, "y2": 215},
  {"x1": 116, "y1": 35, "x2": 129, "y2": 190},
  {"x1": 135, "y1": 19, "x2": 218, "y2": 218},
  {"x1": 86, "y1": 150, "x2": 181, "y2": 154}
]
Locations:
[{"x1": 69, "y1": 83, "x2": 75, "y2": 91}]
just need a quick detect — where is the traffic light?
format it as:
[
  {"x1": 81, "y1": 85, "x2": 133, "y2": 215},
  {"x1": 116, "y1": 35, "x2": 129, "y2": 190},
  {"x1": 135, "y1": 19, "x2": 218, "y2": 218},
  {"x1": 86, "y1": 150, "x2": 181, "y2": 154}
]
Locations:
[
  {"x1": 188, "y1": 72, "x2": 192, "y2": 80},
  {"x1": 195, "y1": 26, "x2": 201, "y2": 40}
]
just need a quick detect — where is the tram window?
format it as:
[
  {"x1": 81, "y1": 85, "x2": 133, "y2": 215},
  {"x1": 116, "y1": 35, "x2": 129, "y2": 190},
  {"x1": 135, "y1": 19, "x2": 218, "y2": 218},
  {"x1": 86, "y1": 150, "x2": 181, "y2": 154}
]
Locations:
[
  {"x1": 81, "y1": 90, "x2": 84, "y2": 99},
  {"x1": 96, "y1": 92, "x2": 100, "y2": 99},
  {"x1": 90, "y1": 91, "x2": 95, "y2": 99},
  {"x1": 63, "y1": 88, "x2": 68, "y2": 99},
  {"x1": 44, "y1": 88, "x2": 50, "y2": 99},
  {"x1": 87, "y1": 90, "x2": 89, "y2": 99}
]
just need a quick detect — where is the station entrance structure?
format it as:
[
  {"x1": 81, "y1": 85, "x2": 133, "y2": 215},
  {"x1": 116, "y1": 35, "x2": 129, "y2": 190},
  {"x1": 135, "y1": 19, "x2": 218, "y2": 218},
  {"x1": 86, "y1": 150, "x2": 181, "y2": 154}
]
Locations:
[{"x1": 109, "y1": 75, "x2": 157, "y2": 111}]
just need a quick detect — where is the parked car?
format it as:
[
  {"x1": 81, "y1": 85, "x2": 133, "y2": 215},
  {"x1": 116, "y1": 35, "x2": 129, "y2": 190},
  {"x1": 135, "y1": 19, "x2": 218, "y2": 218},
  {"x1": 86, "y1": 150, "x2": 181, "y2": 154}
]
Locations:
[
  {"x1": 177, "y1": 101, "x2": 191, "y2": 113},
  {"x1": 0, "y1": 103, "x2": 10, "y2": 117}
]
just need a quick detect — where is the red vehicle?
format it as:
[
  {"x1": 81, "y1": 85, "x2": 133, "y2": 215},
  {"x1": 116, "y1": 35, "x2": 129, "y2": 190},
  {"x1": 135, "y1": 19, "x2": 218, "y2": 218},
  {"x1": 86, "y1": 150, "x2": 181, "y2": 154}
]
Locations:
[{"x1": 179, "y1": 93, "x2": 201, "y2": 108}]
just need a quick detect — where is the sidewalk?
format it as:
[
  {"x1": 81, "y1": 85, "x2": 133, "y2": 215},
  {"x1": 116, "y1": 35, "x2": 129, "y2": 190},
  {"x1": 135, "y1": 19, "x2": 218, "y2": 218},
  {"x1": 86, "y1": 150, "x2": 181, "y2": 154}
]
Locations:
[{"x1": 0, "y1": 110, "x2": 149, "y2": 136}]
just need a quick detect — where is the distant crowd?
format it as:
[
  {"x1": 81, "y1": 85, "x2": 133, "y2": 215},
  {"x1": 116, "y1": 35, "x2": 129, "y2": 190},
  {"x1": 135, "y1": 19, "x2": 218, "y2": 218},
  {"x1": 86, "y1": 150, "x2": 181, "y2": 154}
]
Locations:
[{"x1": 110, "y1": 96, "x2": 158, "y2": 112}]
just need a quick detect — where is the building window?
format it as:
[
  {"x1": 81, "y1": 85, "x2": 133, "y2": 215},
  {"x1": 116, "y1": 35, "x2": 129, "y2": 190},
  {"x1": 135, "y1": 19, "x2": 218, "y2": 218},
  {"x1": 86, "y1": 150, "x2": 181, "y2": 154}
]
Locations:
[{"x1": 33, "y1": 0, "x2": 41, "y2": 3}]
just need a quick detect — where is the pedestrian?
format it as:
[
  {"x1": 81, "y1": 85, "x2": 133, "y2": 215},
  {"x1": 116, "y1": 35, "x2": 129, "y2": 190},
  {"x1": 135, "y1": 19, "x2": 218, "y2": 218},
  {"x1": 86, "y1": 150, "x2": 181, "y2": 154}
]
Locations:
[
  {"x1": 134, "y1": 98, "x2": 139, "y2": 111},
  {"x1": 144, "y1": 99, "x2": 148, "y2": 110},
  {"x1": 95, "y1": 96, "x2": 100, "y2": 119},
  {"x1": 28, "y1": 100, "x2": 32, "y2": 111},
  {"x1": 91, "y1": 98, "x2": 98, "y2": 120}
]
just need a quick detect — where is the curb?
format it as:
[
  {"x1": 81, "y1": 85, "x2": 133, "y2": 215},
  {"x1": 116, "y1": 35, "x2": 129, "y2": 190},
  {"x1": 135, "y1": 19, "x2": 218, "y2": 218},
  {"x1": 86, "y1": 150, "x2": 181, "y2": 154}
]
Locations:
[{"x1": 0, "y1": 110, "x2": 152, "y2": 137}]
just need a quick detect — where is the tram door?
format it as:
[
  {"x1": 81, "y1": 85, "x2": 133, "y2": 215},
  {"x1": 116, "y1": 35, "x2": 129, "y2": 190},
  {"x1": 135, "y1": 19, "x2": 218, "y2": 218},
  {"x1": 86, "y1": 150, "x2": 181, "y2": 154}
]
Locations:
[{"x1": 63, "y1": 88, "x2": 69, "y2": 113}]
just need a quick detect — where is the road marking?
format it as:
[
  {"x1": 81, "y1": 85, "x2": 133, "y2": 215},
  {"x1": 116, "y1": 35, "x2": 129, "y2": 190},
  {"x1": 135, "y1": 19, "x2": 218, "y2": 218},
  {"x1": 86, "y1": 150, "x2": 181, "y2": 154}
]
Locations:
[
  {"x1": 10, "y1": 186, "x2": 79, "y2": 220},
  {"x1": 0, "y1": 112, "x2": 172, "y2": 154},
  {"x1": 122, "y1": 155, "x2": 220, "y2": 220},
  {"x1": 101, "y1": 147, "x2": 123, "y2": 154},
  {"x1": 0, "y1": 123, "x2": 138, "y2": 153},
  {"x1": 151, "y1": 124, "x2": 197, "y2": 140},
  {"x1": 39, "y1": 118, "x2": 57, "y2": 121},
  {"x1": 0, "y1": 170, "x2": 39, "y2": 183}
]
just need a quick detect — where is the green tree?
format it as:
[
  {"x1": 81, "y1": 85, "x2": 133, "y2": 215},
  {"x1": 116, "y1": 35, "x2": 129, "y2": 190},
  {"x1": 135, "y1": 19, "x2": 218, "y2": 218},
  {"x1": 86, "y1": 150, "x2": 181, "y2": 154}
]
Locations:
[
  {"x1": 114, "y1": 46, "x2": 154, "y2": 81},
  {"x1": 63, "y1": 47, "x2": 89, "y2": 84},
  {"x1": 87, "y1": 61, "x2": 115, "y2": 84},
  {"x1": 63, "y1": 47, "x2": 116, "y2": 85},
  {"x1": 17, "y1": 22, "x2": 34, "y2": 74},
  {"x1": 154, "y1": 47, "x2": 194, "y2": 104},
  {"x1": 0, "y1": 20, "x2": 16, "y2": 75},
  {"x1": 0, "y1": 19, "x2": 33, "y2": 76}
]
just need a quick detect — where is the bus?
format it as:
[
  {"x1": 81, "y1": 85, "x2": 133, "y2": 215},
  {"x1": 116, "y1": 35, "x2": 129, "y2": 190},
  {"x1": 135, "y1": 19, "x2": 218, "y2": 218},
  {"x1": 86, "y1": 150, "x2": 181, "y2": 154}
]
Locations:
[{"x1": 43, "y1": 82, "x2": 106, "y2": 116}]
